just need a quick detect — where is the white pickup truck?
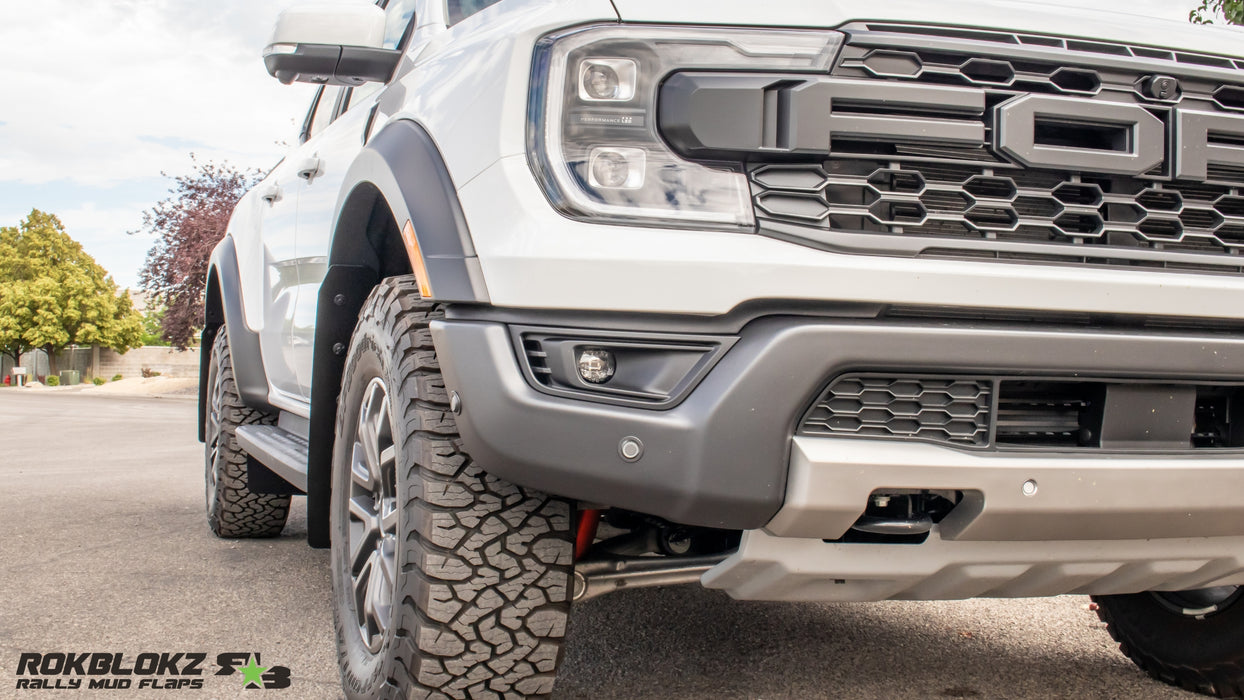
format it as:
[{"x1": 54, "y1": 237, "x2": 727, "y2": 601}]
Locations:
[{"x1": 200, "y1": 0, "x2": 1244, "y2": 697}]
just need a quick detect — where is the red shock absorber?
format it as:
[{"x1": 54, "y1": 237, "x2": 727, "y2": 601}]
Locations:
[{"x1": 575, "y1": 509, "x2": 602, "y2": 560}]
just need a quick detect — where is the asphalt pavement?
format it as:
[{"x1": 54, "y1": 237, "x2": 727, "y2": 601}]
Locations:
[{"x1": 0, "y1": 391, "x2": 1197, "y2": 699}]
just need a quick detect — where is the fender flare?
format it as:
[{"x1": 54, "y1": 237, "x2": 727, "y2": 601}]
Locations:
[
  {"x1": 198, "y1": 235, "x2": 274, "y2": 442},
  {"x1": 305, "y1": 118, "x2": 489, "y2": 547}
]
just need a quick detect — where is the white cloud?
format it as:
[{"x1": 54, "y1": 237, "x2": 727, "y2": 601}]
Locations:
[
  {"x1": 0, "y1": 0, "x2": 319, "y2": 186},
  {"x1": 0, "y1": 0, "x2": 333, "y2": 286}
]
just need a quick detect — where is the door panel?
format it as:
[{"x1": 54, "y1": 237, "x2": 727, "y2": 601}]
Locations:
[
  {"x1": 255, "y1": 164, "x2": 304, "y2": 400},
  {"x1": 256, "y1": 86, "x2": 340, "y2": 404},
  {"x1": 290, "y1": 93, "x2": 380, "y2": 398}
]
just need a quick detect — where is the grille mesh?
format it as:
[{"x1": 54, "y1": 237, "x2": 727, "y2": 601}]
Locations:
[
  {"x1": 752, "y1": 28, "x2": 1244, "y2": 273},
  {"x1": 800, "y1": 376, "x2": 992, "y2": 446},
  {"x1": 753, "y1": 163, "x2": 1244, "y2": 258}
]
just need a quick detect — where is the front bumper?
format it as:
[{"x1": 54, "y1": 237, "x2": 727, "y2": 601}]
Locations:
[
  {"x1": 432, "y1": 314, "x2": 1244, "y2": 536},
  {"x1": 697, "y1": 436, "x2": 1244, "y2": 601},
  {"x1": 770, "y1": 437, "x2": 1244, "y2": 542},
  {"x1": 701, "y1": 528, "x2": 1244, "y2": 601}
]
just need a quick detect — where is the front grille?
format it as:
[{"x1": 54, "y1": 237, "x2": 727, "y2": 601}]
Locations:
[
  {"x1": 753, "y1": 25, "x2": 1244, "y2": 273},
  {"x1": 753, "y1": 162, "x2": 1244, "y2": 268},
  {"x1": 798, "y1": 373, "x2": 1244, "y2": 451}
]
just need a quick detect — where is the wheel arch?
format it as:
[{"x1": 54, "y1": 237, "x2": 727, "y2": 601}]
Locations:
[
  {"x1": 305, "y1": 118, "x2": 489, "y2": 548},
  {"x1": 198, "y1": 235, "x2": 274, "y2": 442}
]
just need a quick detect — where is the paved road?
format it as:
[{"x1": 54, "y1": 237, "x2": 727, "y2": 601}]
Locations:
[{"x1": 0, "y1": 392, "x2": 1195, "y2": 699}]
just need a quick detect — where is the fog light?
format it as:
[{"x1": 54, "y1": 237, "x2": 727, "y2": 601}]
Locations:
[
  {"x1": 577, "y1": 348, "x2": 616, "y2": 384},
  {"x1": 588, "y1": 147, "x2": 645, "y2": 189},
  {"x1": 579, "y1": 58, "x2": 637, "y2": 101}
]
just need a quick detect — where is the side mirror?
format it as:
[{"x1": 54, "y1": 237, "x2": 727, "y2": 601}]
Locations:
[{"x1": 263, "y1": 1, "x2": 401, "y2": 86}]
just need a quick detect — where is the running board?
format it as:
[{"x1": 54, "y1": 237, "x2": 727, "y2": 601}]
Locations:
[{"x1": 234, "y1": 424, "x2": 309, "y2": 492}]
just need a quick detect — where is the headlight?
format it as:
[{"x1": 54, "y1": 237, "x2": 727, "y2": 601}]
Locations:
[{"x1": 528, "y1": 25, "x2": 843, "y2": 231}]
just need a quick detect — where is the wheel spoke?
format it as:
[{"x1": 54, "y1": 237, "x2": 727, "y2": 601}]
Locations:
[
  {"x1": 356, "y1": 382, "x2": 382, "y2": 472},
  {"x1": 377, "y1": 544, "x2": 396, "y2": 592},
  {"x1": 380, "y1": 500, "x2": 399, "y2": 536},
  {"x1": 365, "y1": 555, "x2": 388, "y2": 637},
  {"x1": 350, "y1": 443, "x2": 374, "y2": 491},
  {"x1": 348, "y1": 497, "x2": 380, "y2": 572},
  {"x1": 355, "y1": 551, "x2": 376, "y2": 627},
  {"x1": 360, "y1": 419, "x2": 381, "y2": 476},
  {"x1": 371, "y1": 393, "x2": 390, "y2": 446}
]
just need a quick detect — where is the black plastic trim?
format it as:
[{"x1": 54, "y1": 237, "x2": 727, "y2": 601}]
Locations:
[
  {"x1": 333, "y1": 119, "x2": 488, "y2": 303},
  {"x1": 265, "y1": 43, "x2": 402, "y2": 87},
  {"x1": 796, "y1": 371, "x2": 1244, "y2": 452},
  {"x1": 509, "y1": 325, "x2": 736, "y2": 409},
  {"x1": 305, "y1": 119, "x2": 489, "y2": 548},
  {"x1": 446, "y1": 300, "x2": 1244, "y2": 336},
  {"x1": 306, "y1": 264, "x2": 378, "y2": 548},
  {"x1": 433, "y1": 316, "x2": 1244, "y2": 531},
  {"x1": 198, "y1": 236, "x2": 273, "y2": 443}
]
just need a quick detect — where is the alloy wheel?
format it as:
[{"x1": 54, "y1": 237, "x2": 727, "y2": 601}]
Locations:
[{"x1": 347, "y1": 377, "x2": 399, "y2": 653}]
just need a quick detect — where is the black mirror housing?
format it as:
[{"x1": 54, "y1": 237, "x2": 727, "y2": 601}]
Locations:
[{"x1": 264, "y1": 44, "x2": 402, "y2": 86}]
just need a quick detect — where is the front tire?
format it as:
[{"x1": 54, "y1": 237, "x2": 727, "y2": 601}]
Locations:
[
  {"x1": 203, "y1": 328, "x2": 290, "y2": 538},
  {"x1": 1094, "y1": 587, "x2": 1244, "y2": 697},
  {"x1": 330, "y1": 276, "x2": 575, "y2": 699}
]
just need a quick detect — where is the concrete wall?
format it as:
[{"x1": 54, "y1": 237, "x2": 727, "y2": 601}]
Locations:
[
  {"x1": 96, "y1": 347, "x2": 200, "y2": 379},
  {"x1": 2, "y1": 346, "x2": 200, "y2": 382}
]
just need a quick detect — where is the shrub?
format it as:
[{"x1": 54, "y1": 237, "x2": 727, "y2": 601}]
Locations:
[
  {"x1": 45, "y1": 375, "x2": 60, "y2": 387},
  {"x1": 111, "y1": 374, "x2": 123, "y2": 382},
  {"x1": 92, "y1": 377, "x2": 106, "y2": 386},
  {"x1": 141, "y1": 367, "x2": 162, "y2": 378}
]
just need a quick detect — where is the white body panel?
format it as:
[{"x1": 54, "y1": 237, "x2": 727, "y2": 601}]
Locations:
[
  {"x1": 227, "y1": 0, "x2": 1244, "y2": 412},
  {"x1": 460, "y1": 155, "x2": 1244, "y2": 318},
  {"x1": 611, "y1": 0, "x2": 1244, "y2": 57}
]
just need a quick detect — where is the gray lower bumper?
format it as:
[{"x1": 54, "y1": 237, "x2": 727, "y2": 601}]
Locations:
[
  {"x1": 702, "y1": 528, "x2": 1244, "y2": 601},
  {"x1": 771, "y1": 437, "x2": 1244, "y2": 542},
  {"x1": 700, "y1": 435, "x2": 1244, "y2": 601},
  {"x1": 432, "y1": 316, "x2": 1244, "y2": 531}
]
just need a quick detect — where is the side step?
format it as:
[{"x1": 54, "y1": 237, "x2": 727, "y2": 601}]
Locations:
[{"x1": 234, "y1": 424, "x2": 310, "y2": 492}]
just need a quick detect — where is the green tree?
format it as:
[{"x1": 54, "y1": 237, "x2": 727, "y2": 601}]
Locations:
[
  {"x1": 0, "y1": 210, "x2": 143, "y2": 375},
  {"x1": 1191, "y1": 0, "x2": 1244, "y2": 24},
  {"x1": 0, "y1": 281, "x2": 39, "y2": 367},
  {"x1": 139, "y1": 305, "x2": 171, "y2": 347}
]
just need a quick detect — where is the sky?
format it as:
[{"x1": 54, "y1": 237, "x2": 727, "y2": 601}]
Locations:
[
  {"x1": 0, "y1": 0, "x2": 320, "y2": 289},
  {"x1": 0, "y1": 0, "x2": 1217, "y2": 290}
]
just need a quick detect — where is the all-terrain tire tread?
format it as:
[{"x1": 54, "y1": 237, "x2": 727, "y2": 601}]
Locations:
[
  {"x1": 332, "y1": 276, "x2": 572, "y2": 700},
  {"x1": 205, "y1": 329, "x2": 290, "y2": 538},
  {"x1": 1093, "y1": 594, "x2": 1244, "y2": 698}
]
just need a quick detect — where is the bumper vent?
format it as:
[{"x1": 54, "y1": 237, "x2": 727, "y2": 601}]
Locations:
[
  {"x1": 994, "y1": 381, "x2": 1102, "y2": 447},
  {"x1": 799, "y1": 374, "x2": 1244, "y2": 451},
  {"x1": 800, "y1": 375, "x2": 992, "y2": 446},
  {"x1": 522, "y1": 337, "x2": 553, "y2": 385}
]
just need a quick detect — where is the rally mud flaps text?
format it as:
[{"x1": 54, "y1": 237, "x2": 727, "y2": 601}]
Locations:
[{"x1": 14, "y1": 653, "x2": 290, "y2": 690}]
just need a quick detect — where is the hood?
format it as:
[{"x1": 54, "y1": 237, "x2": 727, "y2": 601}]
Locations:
[{"x1": 609, "y1": 0, "x2": 1244, "y2": 59}]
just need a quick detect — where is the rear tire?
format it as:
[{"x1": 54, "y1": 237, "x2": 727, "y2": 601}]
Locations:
[
  {"x1": 203, "y1": 328, "x2": 290, "y2": 538},
  {"x1": 1094, "y1": 587, "x2": 1244, "y2": 698},
  {"x1": 330, "y1": 275, "x2": 574, "y2": 699}
]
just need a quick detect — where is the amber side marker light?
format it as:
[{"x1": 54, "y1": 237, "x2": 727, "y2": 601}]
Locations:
[{"x1": 400, "y1": 220, "x2": 434, "y2": 299}]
